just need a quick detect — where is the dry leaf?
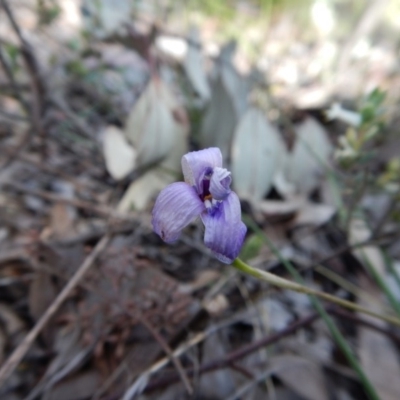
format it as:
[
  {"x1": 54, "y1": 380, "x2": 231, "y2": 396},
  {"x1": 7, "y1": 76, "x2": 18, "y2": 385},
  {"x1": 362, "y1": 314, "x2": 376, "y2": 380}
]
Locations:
[
  {"x1": 258, "y1": 198, "x2": 302, "y2": 216},
  {"x1": 349, "y1": 218, "x2": 386, "y2": 275},
  {"x1": 351, "y1": 214, "x2": 400, "y2": 400},
  {"x1": 198, "y1": 333, "x2": 236, "y2": 398},
  {"x1": 260, "y1": 298, "x2": 292, "y2": 331},
  {"x1": 117, "y1": 168, "x2": 177, "y2": 212},
  {"x1": 179, "y1": 270, "x2": 220, "y2": 294},
  {"x1": 44, "y1": 370, "x2": 101, "y2": 400},
  {"x1": 270, "y1": 354, "x2": 329, "y2": 400},
  {"x1": 0, "y1": 303, "x2": 25, "y2": 339},
  {"x1": 359, "y1": 323, "x2": 400, "y2": 400},
  {"x1": 0, "y1": 326, "x2": 5, "y2": 365},
  {"x1": 28, "y1": 271, "x2": 58, "y2": 322},
  {"x1": 232, "y1": 108, "x2": 284, "y2": 202},
  {"x1": 358, "y1": 278, "x2": 400, "y2": 400},
  {"x1": 258, "y1": 197, "x2": 335, "y2": 227},
  {"x1": 273, "y1": 163, "x2": 296, "y2": 198},
  {"x1": 155, "y1": 35, "x2": 188, "y2": 60},
  {"x1": 203, "y1": 294, "x2": 229, "y2": 317},
  {"x1": 294, "y1": 202, "x2": 335, "y2": 226},
  {"x1": 102, "y1": 125, "x2": 137, "y2": 180}
]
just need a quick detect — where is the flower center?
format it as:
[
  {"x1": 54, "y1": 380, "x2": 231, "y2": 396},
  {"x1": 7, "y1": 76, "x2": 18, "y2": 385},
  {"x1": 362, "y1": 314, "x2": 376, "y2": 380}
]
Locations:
[{"x1": 199, "y1": 167, "x2": 232, "y2": 212}]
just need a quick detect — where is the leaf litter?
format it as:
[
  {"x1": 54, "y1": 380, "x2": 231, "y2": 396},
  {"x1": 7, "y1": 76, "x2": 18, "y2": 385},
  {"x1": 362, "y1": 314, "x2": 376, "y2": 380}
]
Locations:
[{"x1": 0, "y1": 1, "x2": 400, "y2": 399}]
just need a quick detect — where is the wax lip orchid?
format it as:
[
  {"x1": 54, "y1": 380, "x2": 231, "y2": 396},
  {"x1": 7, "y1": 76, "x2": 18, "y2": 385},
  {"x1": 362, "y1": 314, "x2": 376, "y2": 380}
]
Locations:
[{"x1": 152, "y1": 147, "x2": 247, "y2": 263}]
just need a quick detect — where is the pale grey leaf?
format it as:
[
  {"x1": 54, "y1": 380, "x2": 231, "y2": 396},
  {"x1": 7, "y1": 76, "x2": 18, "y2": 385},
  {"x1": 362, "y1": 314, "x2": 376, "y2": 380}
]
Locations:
[
  {"x1": 44, "y1": 370, "x2": 100, "y2": 400},
  {"x1": 360, "y1": 326, "x2": 400, "y2": 400},
  {"x1": 295, "y1": 202, "x2": 336, "y2": 226},
  {"x1": 200, "y1": 76, "x2": 237, "y2": 161},
  {"x1": 358, "y1": 279, "x2": 400, "y2": 400},
  {"x1": 349, "y1": 218, "x2": 386, "y2": 275},
  {"x1": 219, "y1": 40, "x2": 248, "y2": 116},
  {"x1": 125, "y1": 78, "x2": 177, "y2": 168},
  {"x1": 184, "y1": 27, "x2": 211, "y2": 101},
  {"x1": 200, "y1": 41, "x2": 248, "y2": 161},
  {"x1": 285, "y1": 117, "x2": 332, "y2": 195},
  {"x1": 270, "y1": 355, "x2": 329, "y2": 400},
  {"x1": 232, "y1": 108, "x2": 284, "y2": 202}
]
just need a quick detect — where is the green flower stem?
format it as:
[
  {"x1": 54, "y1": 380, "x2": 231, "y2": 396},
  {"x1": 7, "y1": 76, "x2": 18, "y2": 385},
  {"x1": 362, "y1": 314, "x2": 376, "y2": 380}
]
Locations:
[
  {"x1": 361, "y1": 251, "x2": 400, "y2": 318},
  {"x1": 384, "y1": 250, "x2": 400, "y2": 293},
  {"x1": 231, "y1": 257, "x2": 380, "y2": 400},
  {"x1": 306, "y1": 297, "x2": 380, "y2": 400},
  {"x1": 231, "y1": 258, "x2": 400, "y2": 327}
]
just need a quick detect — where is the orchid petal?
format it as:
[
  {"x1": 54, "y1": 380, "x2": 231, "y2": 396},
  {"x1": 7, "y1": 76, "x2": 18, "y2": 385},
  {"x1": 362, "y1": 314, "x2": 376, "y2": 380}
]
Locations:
[
  {"x1": 210, "y1": 167, "x2": 231, "y2": 200},
  {"x1": 202, "y1": 191, "x2": 247, "y2": 263},
  {"x1": 181, "y1": 148, "x2": 222, "y2": 193},
  {"x1": 152, "y1": 182, "x2": 205, "y2": 242}
]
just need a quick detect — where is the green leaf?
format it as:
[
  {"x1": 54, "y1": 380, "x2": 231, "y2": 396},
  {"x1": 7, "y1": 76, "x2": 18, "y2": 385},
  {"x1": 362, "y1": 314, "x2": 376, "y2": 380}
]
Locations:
[{"x1": 239, "y1": 234, "x2": 264, "y2": 261}]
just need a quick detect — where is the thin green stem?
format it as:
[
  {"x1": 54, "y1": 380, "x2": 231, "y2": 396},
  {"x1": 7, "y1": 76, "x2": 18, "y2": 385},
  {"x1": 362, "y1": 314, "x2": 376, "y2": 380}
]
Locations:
[
  {"x1": 361, "y1": 251, "x2": 400, "y2": 318},
  {"x1": 231, "y1": 257, "x2": 380, "y2": 400},
  {"x1": 383, "y1": 250, "x2": 400, "y2": 293},
  {"x1": 231, "y1": 258, "x2": 400, "y2": 327}
]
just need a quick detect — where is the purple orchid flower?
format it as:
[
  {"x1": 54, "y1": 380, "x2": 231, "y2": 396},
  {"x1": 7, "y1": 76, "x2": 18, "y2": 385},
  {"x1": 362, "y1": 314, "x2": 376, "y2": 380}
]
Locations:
[{"x1": 152, "y1": 147, "x2": 247, "y2": 263}]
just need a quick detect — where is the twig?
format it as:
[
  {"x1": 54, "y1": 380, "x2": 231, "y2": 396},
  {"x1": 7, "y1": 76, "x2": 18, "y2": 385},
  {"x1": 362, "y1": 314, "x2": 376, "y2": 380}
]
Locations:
[
  {"x1": 137, "y1": 315, "x2": 193, "y2": 395},
  {"x1": 0, "y1": 108, "x2": 28, "y2": 121},
  {"x1": 329, "y1": 307, "x2": 400, "y2": 346},
  {"x1": 5, "y1": 182, "x2": 132, "y2": 220},
  {"x1": 0, "y1": 45, "x2": 29, "y2": 112},
  {"x1": 145, "y1": 312, "x2": 320, "y2": 392},
  {"x1": 1, "y1": 0, "x2": 24, "y2": 42},
  {"x1": 122, "y1": 332, "x2": 206, "y2": 400},
  {"x1": 1, "y1": 145, "x2": 96, "y2": 190},
  {"x1": 0, "y1": 235, "x2": 111, "y2": 387},
  {"x1": 145, "y1": 304, "x2": 400, "y2": 393},
  {"x1": 0, "y1": 133, "x2": 31, "y2": 172},
  {"x1": 226, "y1": 369, "x2": 272, "y2": 400},
  {"x1": 1, "y1": 0, "x2": 47, "y2": 154},
  {"x1": 50, "y1": 95, "x2": 94, "y2": 140}
]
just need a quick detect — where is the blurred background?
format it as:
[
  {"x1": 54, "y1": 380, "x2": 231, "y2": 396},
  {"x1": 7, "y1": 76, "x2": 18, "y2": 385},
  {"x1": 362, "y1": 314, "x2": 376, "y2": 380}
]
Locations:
[{"x1": 1, "y1": 0, "x2": 400, "y2": 399}]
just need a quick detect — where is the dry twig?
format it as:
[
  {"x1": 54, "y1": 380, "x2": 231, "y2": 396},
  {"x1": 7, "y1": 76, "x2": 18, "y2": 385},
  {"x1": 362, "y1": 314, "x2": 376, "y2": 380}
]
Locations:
[
  {"x1": 145, "y1": 305, "x2": 400, "y2": 393},
  {"x1": 137, "y1": 314, "x2": 193, "y2": 395},
  {"x1": 0, "y1": 235, "x2": 111, "y2": 387},
  {"x1": 5, "y1": 182, "x2": 132, "y2": 220},
  {"x1": 1, "y1": 0, "x2": 47, "y2": 156}
]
